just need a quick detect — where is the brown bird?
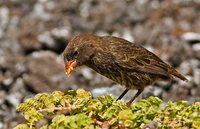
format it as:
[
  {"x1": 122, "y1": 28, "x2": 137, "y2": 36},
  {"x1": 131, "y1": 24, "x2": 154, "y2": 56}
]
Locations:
[{"x1": 63, "y1": 34, "x2": 187, "y2": 105}]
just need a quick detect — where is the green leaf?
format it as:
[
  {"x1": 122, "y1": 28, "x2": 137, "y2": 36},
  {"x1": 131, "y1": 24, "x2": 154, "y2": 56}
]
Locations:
[
  {"x1": 14, "y1": 89, "x2": 200, "y2": 129},
  {"x1": 24, "y1": 110, "x2": 43, "y2": 125},
  {"x1": 13, "y1": 124, "x2": 33, "y2": 129}
]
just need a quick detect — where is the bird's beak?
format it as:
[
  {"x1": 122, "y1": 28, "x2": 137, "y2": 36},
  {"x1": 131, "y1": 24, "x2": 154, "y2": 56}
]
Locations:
[{"x1": 65, "y1": 60, "x2": 77, "y2": 76}]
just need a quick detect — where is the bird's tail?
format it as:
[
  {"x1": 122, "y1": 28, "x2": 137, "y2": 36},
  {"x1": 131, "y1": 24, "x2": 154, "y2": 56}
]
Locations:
[{"x1": 168, "y1": 68, "x2": 188, "y2": 81}]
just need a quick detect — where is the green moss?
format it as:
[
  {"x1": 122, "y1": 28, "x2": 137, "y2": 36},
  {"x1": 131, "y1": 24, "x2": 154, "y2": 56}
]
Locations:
[{"x1": 14, "y1": 89, "x2": 200, "y2": 129}]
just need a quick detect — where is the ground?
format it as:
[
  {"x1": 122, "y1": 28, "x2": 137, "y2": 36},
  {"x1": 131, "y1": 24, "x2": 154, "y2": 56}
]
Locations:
[{"x1": 0, "y1": 0, "x2": 200, "y2": 128}]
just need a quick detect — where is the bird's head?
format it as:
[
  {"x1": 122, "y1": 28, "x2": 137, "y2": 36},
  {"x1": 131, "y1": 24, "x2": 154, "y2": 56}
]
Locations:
[{"x1": 63, "y1": 34, "x2": 97, "y2": 76}]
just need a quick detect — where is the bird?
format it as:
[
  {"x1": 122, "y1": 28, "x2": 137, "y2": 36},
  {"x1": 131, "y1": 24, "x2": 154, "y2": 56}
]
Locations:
[{"x1": 63, "y1": 34, "x2": 187, "y2": 106}]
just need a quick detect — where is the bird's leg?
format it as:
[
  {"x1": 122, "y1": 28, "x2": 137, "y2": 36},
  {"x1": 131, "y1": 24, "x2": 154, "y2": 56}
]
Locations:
[
  {"x1": 127, "y1": 89, "x2": 143, "y2": 106},
  {"x1": 117, "y1": 89, "x2": 129, "y2": 100}
]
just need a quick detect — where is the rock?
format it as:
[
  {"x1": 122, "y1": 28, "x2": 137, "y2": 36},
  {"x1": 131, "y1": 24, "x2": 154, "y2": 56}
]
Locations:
[
  {"x1": 91, "y1": 84, "x2": 144, "y2": 102},
  {"x1": 0, "y1": 39, "x2": 23, "y2": 56},
  {"x1": 2, "y1": 78, "x2": 14, "y2": 87},
  {"x1": 166, "y1": 43, "x2": 194, "y2": 67},
  {"x1": 6, "y1": 78, "x2": 26, "y2": 107},
  {"x1": 37, "y1": 26, "x2": 70, "y2": 53},
  {"x1": 126, "y1": 0, "x2": 148, "y2": 22},
  {"x1": 192, "y1": 43, "x2": 200, "y2": 51},
  {"x1": 0, "y1": 90, "x2": 7, "y2": 105},
  {"x1": 122, "y1": 29, "x2": 134, "y2": 42},
  {"x1": 162, "y1": 83, "x2": 190, "y2": 101},
  {"x1": 6, "y1": 92, "x2": 21, "y2": 107},
  {"x1": 193, "y1": 69, "x2": 200, "y2": 86},
  {"x1": 33, "y1": 1, "x2": 52, "y2": 21},
  {"x1": 141, "y1": 121, "x2": 158, "y2": 129},
  {"x1": 0, "y1": 39, "x2": 26, "y2": 90},
  {"x1": 91, "y1": 85, "x2": 130, "y2": 100},
  {"x1": 143, "y1": 86, "x2": 163, "y2": 98},
  {"x1": 23, "y1": 51, "x2": 70, "y2": 93},
  {"x1": 179, "y1": 59, "x2": 200, "y2": 85},
  {"x1": 0, "y1": 6, "x2": 9, "y2": 38},
  {"x1": 192, "y1": 43, "x2": 200, "y2": 59},
  {"x1": 18, "y1": 18, "x2": 42, "y2": 52},
  {"x1": 181, "y1": 32, "x2": 200, "y2": 44},
  {"x1": 79, "y1": 67, "x2": 93, "y2": 80},
  {"x1": 75, "y1": 66, "x2": 113, "y2": 88},
  {"x1": 0, "y1": 0, "x2": 200, "y2": 128}
]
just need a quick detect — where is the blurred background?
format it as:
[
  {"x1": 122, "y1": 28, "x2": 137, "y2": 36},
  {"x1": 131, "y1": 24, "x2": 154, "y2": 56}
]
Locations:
[{"x1": 0, "y1": 0, "x2": 200, "y2": 128}]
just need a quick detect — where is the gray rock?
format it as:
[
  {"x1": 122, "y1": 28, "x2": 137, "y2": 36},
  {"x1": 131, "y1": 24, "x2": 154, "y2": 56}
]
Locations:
[
  {"x1": 23, "y1": 51, "x2": 70, "y2": 93},
  {"x1": 0, "y1": 0, "x2": 200, "y2": 128},
  {"x1": 6, "y1": 78, "x2": 26, "y2": 107},
  {"x1": 0, "y1": 6, "x2": 9, "y2": 38},
  {"x1": 181, "y1": 32, "x2": 200, "y2": 43},
  {"x1": 0, "y1": 90, "x2": 7, "y2": 105}
]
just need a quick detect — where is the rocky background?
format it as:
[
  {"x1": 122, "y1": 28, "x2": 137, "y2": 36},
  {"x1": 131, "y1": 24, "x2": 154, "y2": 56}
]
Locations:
[{"x1": 0, "y1": 0, "x2": 200, "y2": 128}]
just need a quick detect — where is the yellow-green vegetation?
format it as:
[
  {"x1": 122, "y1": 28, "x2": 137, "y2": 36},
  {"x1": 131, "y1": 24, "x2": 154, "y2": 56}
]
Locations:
[{"x1": 14, "y1": 89, "x2": 200, "y2": 129}]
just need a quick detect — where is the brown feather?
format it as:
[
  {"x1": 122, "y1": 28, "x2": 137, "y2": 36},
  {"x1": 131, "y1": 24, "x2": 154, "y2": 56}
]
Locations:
[{"x1": 64, "y1": 34, "x2": 188, "y2": 105}]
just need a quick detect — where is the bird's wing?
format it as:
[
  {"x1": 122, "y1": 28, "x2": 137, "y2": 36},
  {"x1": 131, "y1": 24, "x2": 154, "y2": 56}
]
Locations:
[{"x1": 103, "y1": 36, "x2": 171, "y2": 77}]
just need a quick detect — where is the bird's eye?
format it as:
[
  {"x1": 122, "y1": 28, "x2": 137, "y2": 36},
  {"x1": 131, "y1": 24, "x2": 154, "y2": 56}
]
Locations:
[{"x1": 72, "y1": 50, "x2": 78, "y2": 57}]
